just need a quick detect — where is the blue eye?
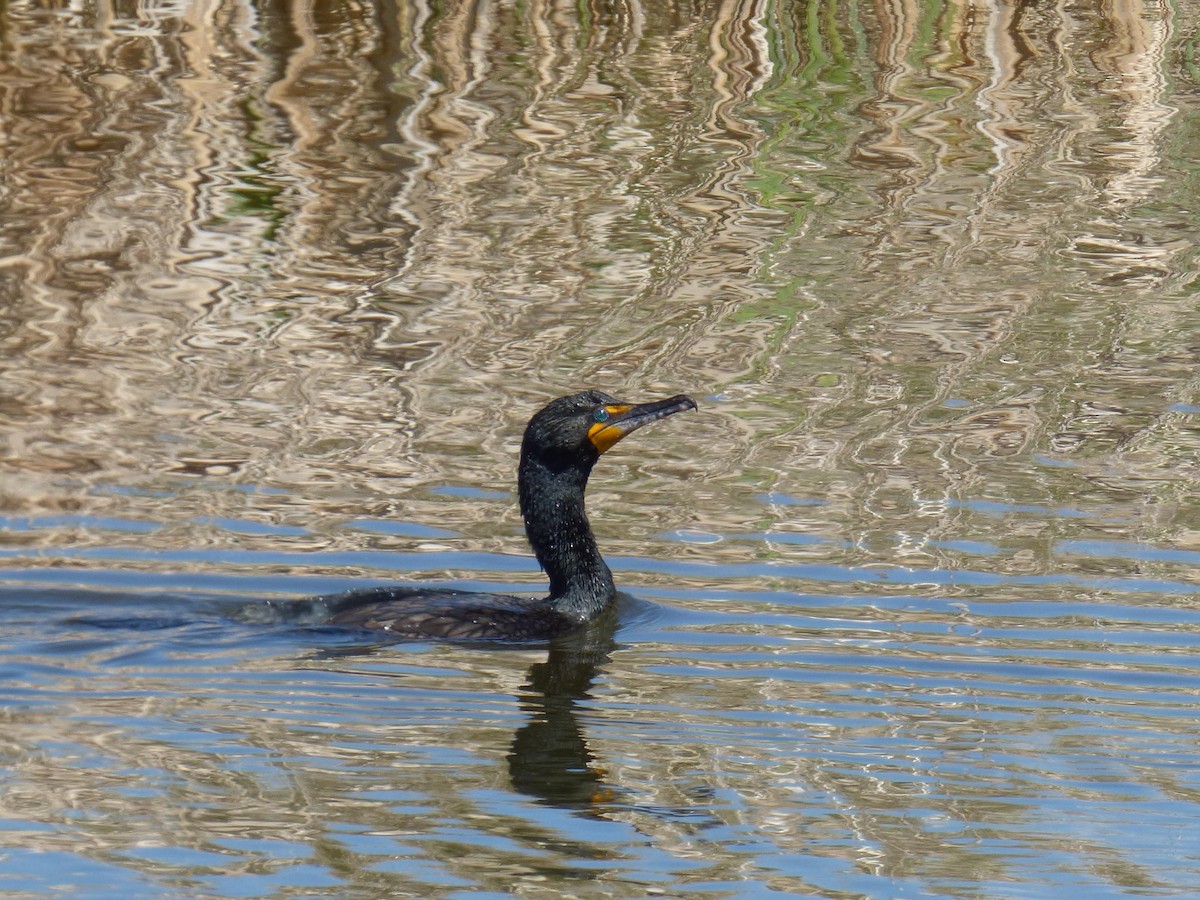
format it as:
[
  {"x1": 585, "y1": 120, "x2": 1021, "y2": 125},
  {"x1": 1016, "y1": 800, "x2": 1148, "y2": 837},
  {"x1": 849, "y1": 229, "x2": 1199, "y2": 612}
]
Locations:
[{"x1": 593, "y1": 408, "x2": 610, "y2": 423}]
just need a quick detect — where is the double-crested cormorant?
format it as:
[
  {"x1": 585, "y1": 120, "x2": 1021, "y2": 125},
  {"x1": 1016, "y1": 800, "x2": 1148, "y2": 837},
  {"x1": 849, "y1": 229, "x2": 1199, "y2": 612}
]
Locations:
[{"x1": 320, "y1": 390, "x2": 697, "y2": 640}]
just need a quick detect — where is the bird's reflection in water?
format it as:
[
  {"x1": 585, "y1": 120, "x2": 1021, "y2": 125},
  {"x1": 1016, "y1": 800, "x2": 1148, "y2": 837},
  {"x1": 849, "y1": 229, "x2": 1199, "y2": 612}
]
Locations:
[
  {"x1": 507, "y1": 601, "x2": 618, "y2": 807},
  {"x1": 311, "y1": 600, "x2": 620, "y2": 809}
]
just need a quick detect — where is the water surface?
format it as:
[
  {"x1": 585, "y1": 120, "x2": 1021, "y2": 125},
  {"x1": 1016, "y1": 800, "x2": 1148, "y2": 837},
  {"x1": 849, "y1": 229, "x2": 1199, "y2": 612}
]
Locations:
[{"x1": 2, "y1": 0, "x2": 1199, "y2": 896}]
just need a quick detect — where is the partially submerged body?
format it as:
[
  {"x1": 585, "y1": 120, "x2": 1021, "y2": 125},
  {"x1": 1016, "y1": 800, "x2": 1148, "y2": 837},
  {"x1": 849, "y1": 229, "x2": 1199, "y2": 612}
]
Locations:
[{"x1": 305, "y1": 391, "x2": 696, "y2": 641}]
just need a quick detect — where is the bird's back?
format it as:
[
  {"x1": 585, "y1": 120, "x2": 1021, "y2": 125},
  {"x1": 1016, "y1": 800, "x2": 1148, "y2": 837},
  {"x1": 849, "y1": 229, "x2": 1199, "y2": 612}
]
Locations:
[{"x1": 321, "y1": 586, "x2": 581, "y2": 641}]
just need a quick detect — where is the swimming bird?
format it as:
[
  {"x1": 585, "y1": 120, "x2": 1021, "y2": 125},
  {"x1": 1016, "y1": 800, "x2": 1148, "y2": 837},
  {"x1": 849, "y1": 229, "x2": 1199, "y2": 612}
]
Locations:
[{"x1": 320, "y1": 390, "x2": 697, "y2": 640}]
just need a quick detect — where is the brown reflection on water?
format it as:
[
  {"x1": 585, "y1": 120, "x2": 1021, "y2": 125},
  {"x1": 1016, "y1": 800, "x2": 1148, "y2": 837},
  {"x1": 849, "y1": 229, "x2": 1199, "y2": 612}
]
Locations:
[
  {"x1": 0, "y1": 0, "x2": 782, "y2": 563},
  {"x1": 1, "y1": 0, "x2": 1199, "y2": 568}
]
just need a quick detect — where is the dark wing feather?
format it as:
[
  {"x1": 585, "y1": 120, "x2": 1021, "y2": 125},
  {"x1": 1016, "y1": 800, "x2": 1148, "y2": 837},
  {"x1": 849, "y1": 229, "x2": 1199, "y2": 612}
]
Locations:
[{"x1": 321, "y1": 586, "x2": 578, "y2": 641}]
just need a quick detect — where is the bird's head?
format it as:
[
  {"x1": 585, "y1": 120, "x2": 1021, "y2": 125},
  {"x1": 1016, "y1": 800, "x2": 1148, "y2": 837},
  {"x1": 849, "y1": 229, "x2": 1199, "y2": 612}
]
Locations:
[{"x1": 521, "y1": 390, "x2": 697, "y2": 473}]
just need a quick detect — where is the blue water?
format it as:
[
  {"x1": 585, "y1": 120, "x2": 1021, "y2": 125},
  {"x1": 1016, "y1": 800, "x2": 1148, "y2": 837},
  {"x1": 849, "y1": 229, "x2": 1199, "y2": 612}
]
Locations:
[{"x1": 2, "y1": 510, "x2": 1198, "y2": 899}]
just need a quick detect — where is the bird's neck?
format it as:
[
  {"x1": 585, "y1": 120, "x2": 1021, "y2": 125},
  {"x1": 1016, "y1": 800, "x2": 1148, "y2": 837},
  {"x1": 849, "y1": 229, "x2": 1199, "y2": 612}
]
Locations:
[{"x1": 518, "y1": 453, "x2": 615, "y2": 621}]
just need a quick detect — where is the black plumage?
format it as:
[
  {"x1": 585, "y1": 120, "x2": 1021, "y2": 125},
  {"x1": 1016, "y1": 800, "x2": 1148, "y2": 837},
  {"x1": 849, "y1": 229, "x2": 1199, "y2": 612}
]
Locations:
[{"x1": 319, "y1": 390, "x2": 696, "y2": 640}]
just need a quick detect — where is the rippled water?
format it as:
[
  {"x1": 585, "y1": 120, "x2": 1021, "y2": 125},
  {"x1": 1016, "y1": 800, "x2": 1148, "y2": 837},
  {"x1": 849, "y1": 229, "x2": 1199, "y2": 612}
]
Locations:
[{"x1": 3, "y1": 0, "x2": 1200, "y2": 896}]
